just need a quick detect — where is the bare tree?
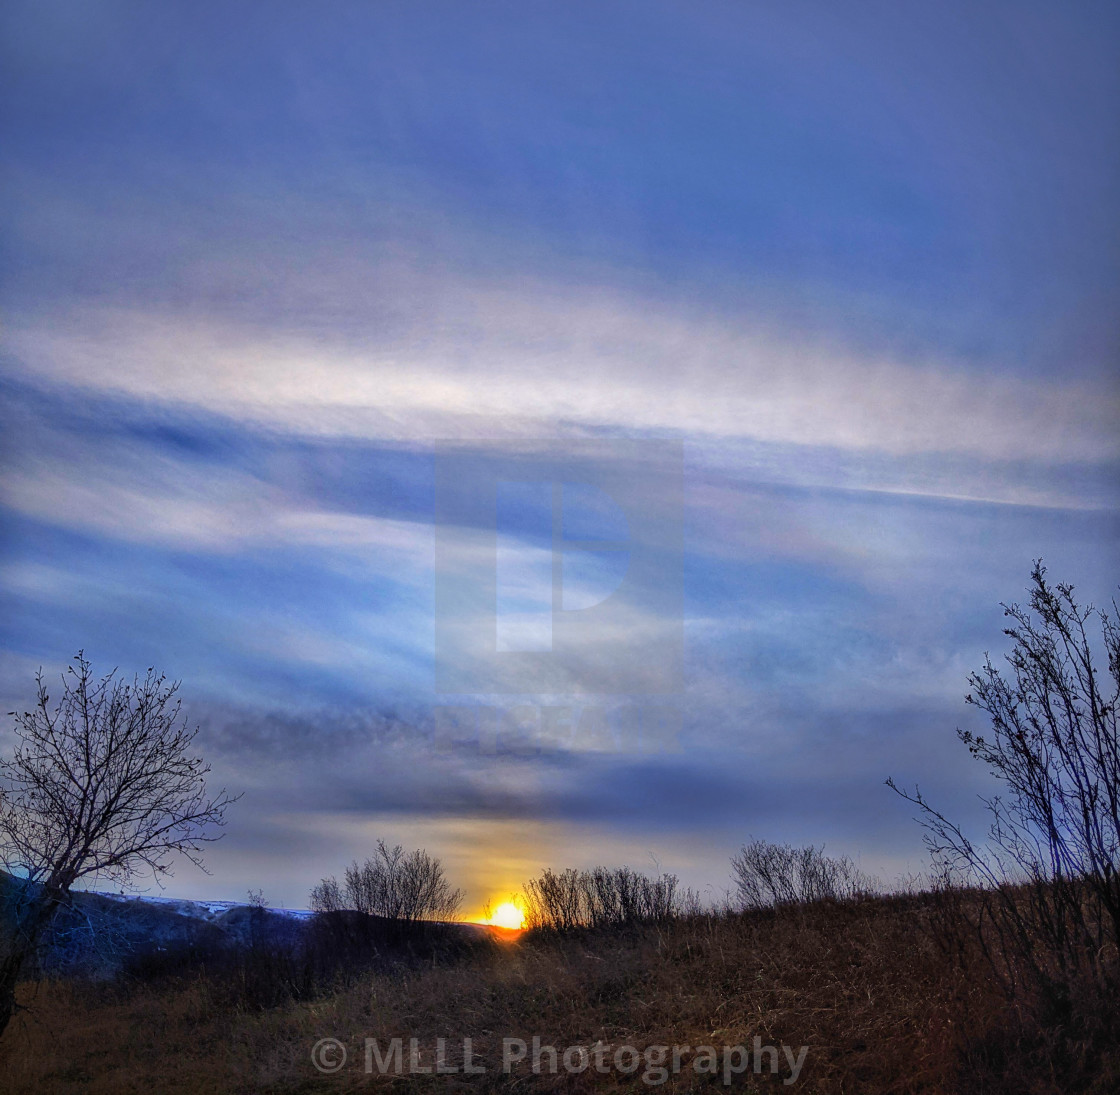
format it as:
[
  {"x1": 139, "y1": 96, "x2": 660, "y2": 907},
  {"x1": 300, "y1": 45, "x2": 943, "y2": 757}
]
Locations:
[
  {"x1": 888, "y1": 562, "x2": 1120, "y2": 996},
  {"x1": 311, "y1": 840, "x2": 463, "y2": 923},
  {"x1": 0, "y1": 653, "x2": 237, "y2": 1035}
]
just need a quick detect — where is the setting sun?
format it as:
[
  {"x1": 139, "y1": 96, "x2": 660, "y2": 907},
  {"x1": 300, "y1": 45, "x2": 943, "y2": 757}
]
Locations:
[{"x1": 487, "y1": 901, "x2": 525, "y2": 930}]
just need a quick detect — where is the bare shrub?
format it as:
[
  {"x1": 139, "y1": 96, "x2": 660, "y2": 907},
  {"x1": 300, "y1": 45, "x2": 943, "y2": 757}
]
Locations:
[
  {"x1": 521, "y1": 865, "x2": 680, "y2": 930},
  {"x1": 731, "y1": 838, "x2": 877, "y2": 910},
  {"x1": 310, "y1": 840, "x2": 463, "y2": 923},
  {"x1": 308, "y1": 876, "x2": 343, "y2": 914}
]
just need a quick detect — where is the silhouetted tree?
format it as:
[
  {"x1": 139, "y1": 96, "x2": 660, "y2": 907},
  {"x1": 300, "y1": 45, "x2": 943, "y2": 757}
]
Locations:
[
  {"x1": 889, "y1": 562, "x2": 1120, "y2": 996},
  {"x1": 0, "y1": 654, "x2": 237, "y2": 1035}
]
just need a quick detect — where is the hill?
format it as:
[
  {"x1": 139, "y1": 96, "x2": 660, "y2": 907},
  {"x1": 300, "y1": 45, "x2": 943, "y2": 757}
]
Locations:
[{"x1": 2, "y1": 886, "x2": 1116, "y2": 1093}]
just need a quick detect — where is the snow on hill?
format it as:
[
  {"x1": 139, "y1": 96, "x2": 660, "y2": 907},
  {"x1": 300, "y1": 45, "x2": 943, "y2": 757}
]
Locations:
[{"x1": 92, "y1": 890, "x2": 315, "y2": 923}]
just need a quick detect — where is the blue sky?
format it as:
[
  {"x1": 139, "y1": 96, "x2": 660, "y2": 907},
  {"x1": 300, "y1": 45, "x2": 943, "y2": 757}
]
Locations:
[{"x1": 1, "y1": 1, "x2": 1118, "y2": 913}]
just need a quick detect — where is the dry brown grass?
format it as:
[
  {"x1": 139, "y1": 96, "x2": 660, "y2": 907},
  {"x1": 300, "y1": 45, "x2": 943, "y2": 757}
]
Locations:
[{"x1": 0, "y1": 892, "x2": 1114, "y2": 1093}]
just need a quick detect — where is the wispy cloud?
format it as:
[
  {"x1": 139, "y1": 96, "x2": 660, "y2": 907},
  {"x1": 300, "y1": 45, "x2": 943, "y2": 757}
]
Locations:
[{"x1": 8, "y1": 281, "x2": 1116, "y2": 467}]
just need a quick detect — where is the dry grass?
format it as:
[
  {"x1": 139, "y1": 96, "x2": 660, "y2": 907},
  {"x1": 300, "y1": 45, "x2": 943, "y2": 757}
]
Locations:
[{"x1": 1, "y1": 892, "x2": 1115, "y2": 1093}]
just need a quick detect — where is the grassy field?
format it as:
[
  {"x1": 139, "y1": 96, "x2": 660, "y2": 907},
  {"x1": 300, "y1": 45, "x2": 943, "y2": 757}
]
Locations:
[{"x1": 2, "y1": 888, "x2": 1115, "y2": 1094}]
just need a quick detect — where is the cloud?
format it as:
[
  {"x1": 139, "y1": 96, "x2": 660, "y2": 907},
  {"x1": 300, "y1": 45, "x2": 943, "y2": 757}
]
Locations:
[
  {"x1": 0, "y1": 425, "x2": 434, "y2": 563},
  {"x1": 6, "y1": 268, "x2": 1117, "y2": 467}
]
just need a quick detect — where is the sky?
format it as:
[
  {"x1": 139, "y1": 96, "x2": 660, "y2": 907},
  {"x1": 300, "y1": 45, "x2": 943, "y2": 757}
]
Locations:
[{"x1": 1, "y1": 1, "x2": 1118, "y2": 917}]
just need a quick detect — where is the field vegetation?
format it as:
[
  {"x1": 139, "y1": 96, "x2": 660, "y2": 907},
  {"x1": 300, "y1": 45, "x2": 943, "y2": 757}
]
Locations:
[{"x1": 1, "y1": 870, "x2": 1116, "y2": 1094}]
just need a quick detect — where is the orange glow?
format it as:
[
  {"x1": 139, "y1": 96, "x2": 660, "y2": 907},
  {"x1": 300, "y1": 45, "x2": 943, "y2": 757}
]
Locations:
[{"x1": 487, "y1": 901, "x2": 525, "y2": 930}]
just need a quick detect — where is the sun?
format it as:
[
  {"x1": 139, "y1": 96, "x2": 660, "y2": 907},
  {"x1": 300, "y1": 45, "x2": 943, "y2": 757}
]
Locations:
[{"x1": 487, "y1": 901, "x2": 525, "y2": 930}]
